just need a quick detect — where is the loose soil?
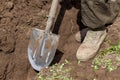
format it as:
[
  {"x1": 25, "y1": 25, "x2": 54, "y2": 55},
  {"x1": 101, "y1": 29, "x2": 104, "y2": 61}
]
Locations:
[{"x1": 0, "y1": 0, "x2": 120, "y2": 80}]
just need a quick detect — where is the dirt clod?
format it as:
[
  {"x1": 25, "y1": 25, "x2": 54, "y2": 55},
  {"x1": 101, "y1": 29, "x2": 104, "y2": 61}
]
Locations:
[{"x1": 5, "y1": 2, "x2": 14, "y2": 10}]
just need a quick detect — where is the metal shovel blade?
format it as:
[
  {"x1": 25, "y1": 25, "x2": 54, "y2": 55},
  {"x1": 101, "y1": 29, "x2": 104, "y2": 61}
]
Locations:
[{"x1": 28, "y1": 28, "x2": 59, "y2": 71}]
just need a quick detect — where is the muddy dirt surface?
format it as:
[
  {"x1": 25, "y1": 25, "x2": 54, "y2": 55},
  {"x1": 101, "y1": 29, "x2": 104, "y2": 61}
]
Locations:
[{"x1": 0, "y1": 0, "x2": 120, "y2": 80}]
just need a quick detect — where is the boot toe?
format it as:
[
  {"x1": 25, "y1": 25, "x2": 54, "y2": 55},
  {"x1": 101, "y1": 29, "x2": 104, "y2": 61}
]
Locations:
[{"x1": 76, "y1": 45, "x2": 96, "y2": 61}]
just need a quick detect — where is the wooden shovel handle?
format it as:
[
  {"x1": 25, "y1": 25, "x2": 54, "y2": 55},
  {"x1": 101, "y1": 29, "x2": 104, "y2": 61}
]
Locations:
[{"x1": 45, "y1": 0, "x2": 59, "y2": 32}]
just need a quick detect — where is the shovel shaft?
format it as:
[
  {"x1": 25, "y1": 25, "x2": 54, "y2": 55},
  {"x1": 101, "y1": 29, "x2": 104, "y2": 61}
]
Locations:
[{"x1": 45, "y1": 0, "x2": 59, "y2": 32}]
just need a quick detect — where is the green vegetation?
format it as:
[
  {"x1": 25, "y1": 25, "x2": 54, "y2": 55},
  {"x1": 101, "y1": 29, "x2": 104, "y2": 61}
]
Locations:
[
  {"x1": 92, "y1": 42, "x2": 120, "y2": 71},
  {"x1": 99, "y1": 42, "x2": 120, "y2": 58},
  {"x1": 78, "y1": 60, "x2": 81, "y2": 65},
  {"x1": 104, "y1": 37, "x2": 112, "y2": 45},
  {"x1": 37, "y1": 59, "x2": 73, "y2": 80}
]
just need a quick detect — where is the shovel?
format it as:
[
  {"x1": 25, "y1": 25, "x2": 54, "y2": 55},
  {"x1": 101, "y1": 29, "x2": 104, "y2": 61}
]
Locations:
[{"x1": 28, "y1": 0, "x2": 60, "y2": 71}]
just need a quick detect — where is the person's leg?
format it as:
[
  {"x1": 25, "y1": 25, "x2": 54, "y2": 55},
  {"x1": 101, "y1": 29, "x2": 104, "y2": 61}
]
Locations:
[
  {"x1": 76, "y1": 0, "x2": 120, "y2": 61},
  {"x1": 81, "y1": 0, "x2": 120, "y2": 29}
]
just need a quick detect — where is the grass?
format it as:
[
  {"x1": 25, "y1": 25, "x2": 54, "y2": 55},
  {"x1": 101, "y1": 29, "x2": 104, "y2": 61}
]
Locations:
[
  {"x1": 99, "y1": 42, "x2": 120, "y2": 58},
  {"x1": 92, "y1": 41, "x2": 120, "y2": 71},
  {"x1": 78, "y1": 60, "x2": 81, "y2": 65},
  {"x1": 37, "y1": 59, "x2": 73, "y2": 80}
]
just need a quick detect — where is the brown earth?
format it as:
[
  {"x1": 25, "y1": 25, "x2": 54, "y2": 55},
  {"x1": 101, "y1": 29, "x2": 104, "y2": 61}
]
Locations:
[{"x1": 0, "y1": 0, "x2": 120, "y2": 80}]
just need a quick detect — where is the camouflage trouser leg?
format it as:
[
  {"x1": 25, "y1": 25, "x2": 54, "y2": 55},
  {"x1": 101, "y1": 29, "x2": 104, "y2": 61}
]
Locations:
[{"x1": 81, "y1": 0, "x2": 120, "y2": 29}]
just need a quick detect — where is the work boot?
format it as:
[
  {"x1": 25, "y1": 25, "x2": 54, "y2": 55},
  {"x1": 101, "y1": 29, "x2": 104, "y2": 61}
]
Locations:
[
  {"x1": 76, "y1": 29, "x2": 107, "y2": 61},
  {"x1": 75, "y1": 31, "x2": 81, "y2": 42},
  {"x1": 75, "y1": 28, "x2": 89, "y2": 42}
]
